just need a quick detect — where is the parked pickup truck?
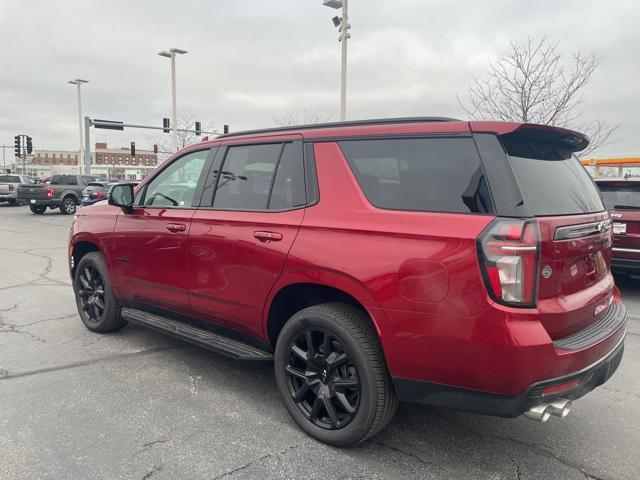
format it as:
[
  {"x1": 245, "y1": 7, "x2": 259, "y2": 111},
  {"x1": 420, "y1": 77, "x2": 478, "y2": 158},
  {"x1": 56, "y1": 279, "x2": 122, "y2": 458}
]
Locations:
[
  {"x1": 0, "y1": 174, "x2": 37, "y2": 205},
  {"x1": 17, "y1": 174, "x2": 104, "y2": 214}
]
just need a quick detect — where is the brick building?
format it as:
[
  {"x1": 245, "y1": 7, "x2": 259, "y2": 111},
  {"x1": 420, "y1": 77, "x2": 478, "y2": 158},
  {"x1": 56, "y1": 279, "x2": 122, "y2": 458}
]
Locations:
[{"x1": 25, "y1": 142, "x2": 158, "y2": 179}]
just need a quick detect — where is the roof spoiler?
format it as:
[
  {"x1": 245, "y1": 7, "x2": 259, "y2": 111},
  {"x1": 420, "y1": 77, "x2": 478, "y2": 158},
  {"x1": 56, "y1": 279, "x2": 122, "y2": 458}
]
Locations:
[{"x1": 470, "y1": 122, "x2": 590, "y2": 152}]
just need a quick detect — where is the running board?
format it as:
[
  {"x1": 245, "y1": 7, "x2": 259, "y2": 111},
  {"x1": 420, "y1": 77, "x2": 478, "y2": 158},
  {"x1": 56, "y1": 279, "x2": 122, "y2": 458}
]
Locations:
[{"x1": 121, "y1": 308, "x2": 273, "y2": 361}]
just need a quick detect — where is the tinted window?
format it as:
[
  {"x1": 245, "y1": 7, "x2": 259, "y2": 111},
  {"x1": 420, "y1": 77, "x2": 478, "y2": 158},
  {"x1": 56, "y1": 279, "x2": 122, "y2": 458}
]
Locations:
[
  {"x1": 141, "y1": 150, "x2": 208, "y2": 207},
  {"x1": 502, "y1": 138, "x2": 604, "y2": 216},
  {"x1": 268, "y1": 143, "x2": 306, "y2": 210},
  {"x1": 597, "y1": 182, "x2": 640, "y2": 210},
  {"x1": 0, "y1": 175, "x2": 21, "y2": 183},
  {"x1": 213, "y1": 143, "x2": 282, "y2": 210},
  {"x1": 339, "y1": 137, "x2": 494, "y2": 213}
]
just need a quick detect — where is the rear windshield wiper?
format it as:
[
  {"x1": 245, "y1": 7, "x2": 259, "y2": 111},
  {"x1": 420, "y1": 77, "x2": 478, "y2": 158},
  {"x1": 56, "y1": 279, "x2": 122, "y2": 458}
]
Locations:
[{"x1": 613, "y1": 205, "x2": 640, "y2": 210}]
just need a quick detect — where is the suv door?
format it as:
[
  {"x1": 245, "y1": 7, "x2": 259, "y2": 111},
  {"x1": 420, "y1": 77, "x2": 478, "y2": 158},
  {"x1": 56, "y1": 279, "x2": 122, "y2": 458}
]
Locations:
[
  {"x1": 188, "y1": 138, "x2": 306, "y2": 339},
  {"x1": 111, "y1": 149, "x2": 212, "y2": 314}
]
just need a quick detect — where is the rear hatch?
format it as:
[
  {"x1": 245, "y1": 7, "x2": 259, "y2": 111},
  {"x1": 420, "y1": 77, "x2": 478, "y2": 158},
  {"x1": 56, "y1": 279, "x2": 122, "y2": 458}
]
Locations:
[
  {"x1": 596, "y1": 180, "x2": 640, "y2": 258},
  {"x1": 82, "y1": 182, "x2": 108, "y2": 202},
  {"x1": 0, "y1": 175, "x2": 21, "y2": 194},
  {"x1": 489, "y1": 125, "x2": 612, "y2": 340}
]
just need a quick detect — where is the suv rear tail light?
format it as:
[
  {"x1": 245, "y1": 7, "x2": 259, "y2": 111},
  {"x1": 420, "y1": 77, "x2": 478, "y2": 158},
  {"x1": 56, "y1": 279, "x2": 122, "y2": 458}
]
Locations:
[
  {"x1": 47, "y1": 188, "x2": 54, "y2": 198},
  {"x1": 477, "y1": 218, "x2": 540, "y2": 307}
]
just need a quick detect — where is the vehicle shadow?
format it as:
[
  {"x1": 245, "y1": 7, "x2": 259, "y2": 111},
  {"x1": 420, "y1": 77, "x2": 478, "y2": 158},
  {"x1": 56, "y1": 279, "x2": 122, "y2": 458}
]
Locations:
[{"x1": 133, "y1": 325, "x2": 620, "y2": 480}]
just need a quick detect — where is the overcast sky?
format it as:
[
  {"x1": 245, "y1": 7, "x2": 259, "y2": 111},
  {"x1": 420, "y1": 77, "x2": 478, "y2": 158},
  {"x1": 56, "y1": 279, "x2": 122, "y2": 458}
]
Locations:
[{"x1": 1, "y1": 0, "x2": 638, "y2": 158}]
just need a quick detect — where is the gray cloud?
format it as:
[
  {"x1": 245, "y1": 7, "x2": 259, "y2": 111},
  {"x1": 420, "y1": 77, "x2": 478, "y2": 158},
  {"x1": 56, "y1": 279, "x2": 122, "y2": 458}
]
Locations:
[{"x1": 1, "y1": 0, "x2": 638, "y2": 156}]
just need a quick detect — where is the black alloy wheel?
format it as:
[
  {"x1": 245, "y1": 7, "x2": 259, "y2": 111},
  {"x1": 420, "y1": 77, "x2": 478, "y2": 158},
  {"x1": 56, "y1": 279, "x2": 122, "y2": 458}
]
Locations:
[
  {"x1": 77, "y1": 264, "x2": 106, "y2": 323},
  {"x1": 285, "y1": 328, "x2": 361, "y2": 430}
]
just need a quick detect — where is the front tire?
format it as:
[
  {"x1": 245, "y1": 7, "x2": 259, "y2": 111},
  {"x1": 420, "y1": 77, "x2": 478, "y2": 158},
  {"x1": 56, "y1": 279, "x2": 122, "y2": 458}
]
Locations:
[
  {"x1": 60, "y1": 196, "x2": 77, "y2": 215},
  {"x1": 73, "y1": 252, "x2": 127, "y2": 332},
  {"x1": 274, "y1": 302, "x2": 398, "y2": 447},
  {"x1": 29, "y1": 204, "x2": 46, "y2": 214}
]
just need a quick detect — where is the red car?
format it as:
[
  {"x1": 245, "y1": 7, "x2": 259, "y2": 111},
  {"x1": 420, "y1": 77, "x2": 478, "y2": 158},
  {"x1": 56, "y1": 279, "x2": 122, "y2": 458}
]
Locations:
[
  {"x1": 69, "y1": 118, "x2": 626, "y2": 446},
  {"x1": 595, "y1": 178, "x2": 640, "y2": 276}
]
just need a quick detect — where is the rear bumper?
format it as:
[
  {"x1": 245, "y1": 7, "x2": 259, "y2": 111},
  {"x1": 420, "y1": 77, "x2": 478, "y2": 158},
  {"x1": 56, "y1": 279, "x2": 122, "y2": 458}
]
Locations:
[
  {"x1": 21, "y1": 199, "x2": 59, "y2": 207},
  {"x1": 611, "y1": 250, "x2": 640, "y2": 274},
  {"x1": 393, "y1": 332, "x2": 625, "y2": 417},
  {"x1": 0, "y1": 193, "x2": 17, "y2": 201}
]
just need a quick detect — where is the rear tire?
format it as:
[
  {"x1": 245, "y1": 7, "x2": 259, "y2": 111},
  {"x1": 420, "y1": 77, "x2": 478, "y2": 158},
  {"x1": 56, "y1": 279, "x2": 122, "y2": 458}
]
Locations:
[
  {"x1": 29, "y1": 204, "x2": 46, "y2": 214},
  {"x1": 274, "y1": 302, "x2": 398, "y2": 447},
  {"x1": 60, "y1": 196, "x2": 77, "y2": 215},
  {"x1": 73, "y1": 251, "x2": 127, "y2": 333}
]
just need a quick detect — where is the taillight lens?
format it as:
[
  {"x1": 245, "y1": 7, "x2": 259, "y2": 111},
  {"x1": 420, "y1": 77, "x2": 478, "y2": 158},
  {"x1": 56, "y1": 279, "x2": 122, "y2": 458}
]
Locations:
[
  {"x1": 47, "y1": 188, "x2": 54, "y2": 198},
  {"x1": 96, "y1": 191, "x2": 105, "y2": 199},
  {"x1": 478, "y1": 218, "x2": 540, "y2": 307}
]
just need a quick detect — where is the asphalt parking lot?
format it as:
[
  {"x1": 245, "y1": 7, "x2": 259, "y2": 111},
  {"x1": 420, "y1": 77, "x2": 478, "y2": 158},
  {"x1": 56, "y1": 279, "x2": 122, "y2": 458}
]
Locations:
[{"x1": 1, "y1": 204, "x2": 639, "y2": 480}]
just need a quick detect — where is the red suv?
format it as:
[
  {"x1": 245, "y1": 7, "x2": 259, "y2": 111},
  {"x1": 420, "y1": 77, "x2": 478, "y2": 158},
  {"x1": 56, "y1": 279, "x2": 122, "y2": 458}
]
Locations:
[
  {"x1": 595, "y1": 178, "x2": 640, "y2": 276},
  {"x1": 69, "y1": 118, "x2": 627, "y2": 446}
]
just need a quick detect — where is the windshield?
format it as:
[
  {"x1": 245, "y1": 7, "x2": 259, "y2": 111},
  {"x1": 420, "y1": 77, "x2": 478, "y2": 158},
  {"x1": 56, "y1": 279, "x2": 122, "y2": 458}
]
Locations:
[
  {"x1": 598, "y1": 183, "x2": 640, "y2": 210},
  {"x1": 502, "y1": 138, "x2": 604, "y2": 216}
]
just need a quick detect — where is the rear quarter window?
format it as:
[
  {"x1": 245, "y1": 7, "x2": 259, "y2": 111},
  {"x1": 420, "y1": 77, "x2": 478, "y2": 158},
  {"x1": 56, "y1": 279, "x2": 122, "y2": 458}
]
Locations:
[
  {"x1": 501, "y1": 137, "x2": 604, "y2": 216},
  {"x1": 338, "y1": 137, "x2": 495, "y2": 214}
]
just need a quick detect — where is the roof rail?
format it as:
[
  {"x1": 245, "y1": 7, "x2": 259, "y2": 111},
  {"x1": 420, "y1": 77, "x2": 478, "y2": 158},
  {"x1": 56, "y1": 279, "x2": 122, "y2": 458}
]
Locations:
[{"x1": 217, "y1": 116, "x2": 461, "y2": 139}]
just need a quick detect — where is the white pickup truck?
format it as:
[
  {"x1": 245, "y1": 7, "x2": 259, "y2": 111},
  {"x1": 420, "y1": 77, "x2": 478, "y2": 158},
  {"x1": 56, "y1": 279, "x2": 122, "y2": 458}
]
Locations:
[{"x1": 0, "y1": 174, "x2": 37, "y2": 205}]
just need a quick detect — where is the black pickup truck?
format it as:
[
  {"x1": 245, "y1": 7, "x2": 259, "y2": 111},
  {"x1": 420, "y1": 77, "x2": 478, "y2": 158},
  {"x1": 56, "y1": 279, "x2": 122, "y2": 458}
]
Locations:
[{"x1": 17, "y1": 174, "x2": 104, "y2": 214}]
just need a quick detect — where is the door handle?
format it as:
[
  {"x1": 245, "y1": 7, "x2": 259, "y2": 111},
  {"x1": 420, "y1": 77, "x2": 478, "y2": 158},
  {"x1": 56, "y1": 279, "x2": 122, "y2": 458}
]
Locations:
[
  {"x1": 166, "y1": 223, "x2": 187, "y2": 233},
  {"x1": 253, "y1": 231, "x2": 283, "y2": 242}
]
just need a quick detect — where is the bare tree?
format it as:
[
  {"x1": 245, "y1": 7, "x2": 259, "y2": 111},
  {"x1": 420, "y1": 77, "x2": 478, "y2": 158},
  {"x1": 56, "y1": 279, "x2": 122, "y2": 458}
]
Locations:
[
  {"x1": 149, "y1": 115, "x2": 217, "y2": 163},
  {"x1": 273, "y1": 110, "x2": 332, "y2": 127},
  {"x1": 458, "y1": 35, "x2": 618, "y2": 157}
]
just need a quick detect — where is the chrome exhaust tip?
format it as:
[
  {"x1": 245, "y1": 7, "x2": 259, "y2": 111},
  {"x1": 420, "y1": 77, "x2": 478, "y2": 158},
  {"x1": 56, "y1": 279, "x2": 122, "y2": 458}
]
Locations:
[
  {"x1": 524, "y1": 404, "x2": 551, "y2": 423},
  {"x1": 547, "y1": 399, "x2": 572, "y2": 418}
]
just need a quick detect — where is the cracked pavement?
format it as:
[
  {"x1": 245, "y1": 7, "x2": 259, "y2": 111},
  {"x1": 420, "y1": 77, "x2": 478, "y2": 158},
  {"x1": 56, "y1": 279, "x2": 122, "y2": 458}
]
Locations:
[{"x1": 1, "y1": 204, "x2": 639, "y2": 479}]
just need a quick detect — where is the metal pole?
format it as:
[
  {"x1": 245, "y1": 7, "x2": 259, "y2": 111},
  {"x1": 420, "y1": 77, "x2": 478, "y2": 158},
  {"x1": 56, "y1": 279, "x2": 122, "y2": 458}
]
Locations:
[
  {"x1": 171, "y1": 52, "x2": 178, "y2": 152},
  {"x1": 340, "y1": 0, "x2": 348, "y2": 121},
  {"x1": 76, "y1": 82, "x2": 84, "y2": 175},
  {"x1": 2, "y1": 145, "x2": 5, "y2": 173},
  {"x1": 84, "y1": 117, "x2": 92, "y2": 175}
]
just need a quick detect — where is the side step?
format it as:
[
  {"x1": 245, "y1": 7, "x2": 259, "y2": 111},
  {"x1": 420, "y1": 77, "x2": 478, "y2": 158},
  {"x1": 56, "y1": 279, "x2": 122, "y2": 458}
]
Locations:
[{"x1": 121, "y1": 308, "x2": 273, "y2": 361}]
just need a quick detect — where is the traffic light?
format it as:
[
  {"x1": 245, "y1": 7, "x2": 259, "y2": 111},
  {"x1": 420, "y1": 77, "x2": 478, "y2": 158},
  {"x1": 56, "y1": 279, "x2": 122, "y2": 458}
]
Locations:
[
  {"x1": 195, "y1": 121, "x2": 201, "y2": 136},
  {"x1": 153, "y1": 144, "x2": 158, "y2": 154},
  {"x1": 163, "y1": 117, "x2": 170, "y2": 133},
  {"x1": 14, "y1": 136, "x2": 21, "y2": 157},
  {"x1": 223, "y1": 124, "x2": 229, "y2": 134},
  {"x1": 130, "y1": 142, "x2": 136, "y2": 156},
  {"x1": 26, "y1": 136, "x2": 33, "y2": 154}
]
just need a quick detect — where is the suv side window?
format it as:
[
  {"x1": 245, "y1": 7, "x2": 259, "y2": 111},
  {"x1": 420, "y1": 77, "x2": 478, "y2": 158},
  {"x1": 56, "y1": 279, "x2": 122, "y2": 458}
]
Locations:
[
  {"x1": 140, "y1": 150, "x2": 209, "y2": 208},
  {"x1": 339, "y1": 137, "x2": 495, "y2": 214},
  {"x1": 268, "y1": 143, "x2": 306, "y2": 210},
  {"x1": 213, "y1": 143, "x2": 283, "y2": 210}
]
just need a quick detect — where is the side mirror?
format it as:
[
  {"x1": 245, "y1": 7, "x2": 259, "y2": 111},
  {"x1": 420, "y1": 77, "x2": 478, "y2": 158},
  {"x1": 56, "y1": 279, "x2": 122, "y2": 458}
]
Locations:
[{"x1": 109, "y1": 184, "x2": 134, "y2": 212}]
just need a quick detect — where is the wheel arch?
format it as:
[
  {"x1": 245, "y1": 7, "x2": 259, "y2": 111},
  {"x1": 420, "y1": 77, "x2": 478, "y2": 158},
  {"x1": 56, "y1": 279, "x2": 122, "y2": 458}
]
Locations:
[
  {"x1": 264, "y1": 276, "x2": 386, "y2": 349},
  {"x1": 71, "y1": 239, "x2": 101, "y2": 277}
]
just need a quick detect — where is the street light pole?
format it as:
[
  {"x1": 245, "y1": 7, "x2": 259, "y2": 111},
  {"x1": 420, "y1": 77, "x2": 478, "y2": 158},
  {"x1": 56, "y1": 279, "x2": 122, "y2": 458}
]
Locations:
[
  {"x1": 68, "y1": 79, "x2": 89, "y2": 175},
  {"x1": 323, "y1": 0, "x2": 350, "y2": 120},
  {"x1": 339, "y1": 0, "x2": 348, "y2": 121},
  {"x1": 158, "y1": 48, "x2": 188, "y2": 153}
]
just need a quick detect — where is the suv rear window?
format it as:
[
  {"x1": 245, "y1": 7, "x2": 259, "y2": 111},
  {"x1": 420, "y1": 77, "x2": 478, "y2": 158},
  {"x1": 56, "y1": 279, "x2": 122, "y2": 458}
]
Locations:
[
  {"x1": 597, "y1": 182, "x2": 640, "y2": 210},
  {"x1": 339, "y1": 137, "x2": 494, "y2": 214},
  {"x1": 0, "y1": 175, "x2": 20, "y2": 183},
  {"x1": 502, "y1": 138, "x2": 604, "y2": 216}
]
